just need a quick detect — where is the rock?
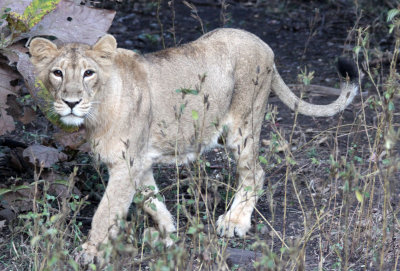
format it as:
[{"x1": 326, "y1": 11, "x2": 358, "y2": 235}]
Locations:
[{"x1": 225, "y1": 248, "x2": 263, "y2": 270}]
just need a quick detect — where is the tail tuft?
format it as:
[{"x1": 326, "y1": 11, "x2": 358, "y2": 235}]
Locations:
[{"x1": 337, "y1": 57, "x2": 358, "y2": 82}]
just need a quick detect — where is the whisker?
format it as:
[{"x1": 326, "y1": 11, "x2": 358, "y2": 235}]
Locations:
[
  {"x1": 85, "y1": 111, "x2": 92, "y2": 121},
  {"x1": 46, "y1": 107, "x2": 58, "y2": 117},
  {"x1": 85, "y1": 110, "x2": 97, "y2": 124}
]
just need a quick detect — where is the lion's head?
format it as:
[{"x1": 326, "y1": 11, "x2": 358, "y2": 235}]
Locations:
[{"x1": 29, "y1": 35, "x2": 117, "y2": 126}]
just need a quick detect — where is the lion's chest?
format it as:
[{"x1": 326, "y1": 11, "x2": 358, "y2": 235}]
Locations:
[{"x1": 89, "y1": 133, "x2": 127, "y2": 165}]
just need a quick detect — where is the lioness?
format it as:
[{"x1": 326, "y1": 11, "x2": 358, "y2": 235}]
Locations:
[{"x1": 29, "y1": 28, "x2": 357, "y2": 262}]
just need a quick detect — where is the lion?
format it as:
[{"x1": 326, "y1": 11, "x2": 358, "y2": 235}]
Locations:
[{"x1": 29, "y1": 28, "x2": 358, "y2": 263}]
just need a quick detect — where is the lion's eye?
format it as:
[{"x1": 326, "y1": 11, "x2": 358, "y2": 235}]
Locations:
[
  {"x1": 84, "y1": 70, "x2": 95, "y2": 78},
  {"x1": 53, "y1": 70, "x2": 63, "y2": 77}
]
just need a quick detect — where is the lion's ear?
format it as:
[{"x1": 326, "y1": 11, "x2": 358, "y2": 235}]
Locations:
[
  {"x1": 29, "y1": 38, "x2": 58, "y2": 65},
  {"x1": 92, "y1": 34, "x2": 117, "y2": 55}
]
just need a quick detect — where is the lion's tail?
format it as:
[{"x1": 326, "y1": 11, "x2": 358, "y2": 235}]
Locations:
[{"x1": 271, "y1": 58, "x2": 358, "y2": 117}]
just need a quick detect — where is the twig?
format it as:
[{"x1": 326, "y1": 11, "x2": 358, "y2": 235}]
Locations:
[
  {"x1": 183, "y1": 1, "x2": 205, "y2": 34},
  {"x1": 156, "y1": 0, "x2": 166, "y2": 49}
]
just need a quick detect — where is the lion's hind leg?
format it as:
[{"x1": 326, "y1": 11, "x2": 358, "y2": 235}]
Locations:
[
  {"x1": 216, "y1": 122, "x2": 265, "y2": 237},
  {"x1": 216, "y1": 73, "x2": 269, "y2": 237}
]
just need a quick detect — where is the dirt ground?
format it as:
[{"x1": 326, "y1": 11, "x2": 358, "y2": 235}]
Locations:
[{"x1": 1, "y1": 0, "x2": 399, "y2": 270}]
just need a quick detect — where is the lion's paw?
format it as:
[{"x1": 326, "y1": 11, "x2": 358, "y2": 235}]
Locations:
[
  {"x1": 74, "y1": 241, "x2": 102, "y2": 266},
  {"x1": 216, "y1": 213, "x2": 251, "y2": 237},
  {"x1": 143, "y1": 227, "x2": 175, "y2": 247}
]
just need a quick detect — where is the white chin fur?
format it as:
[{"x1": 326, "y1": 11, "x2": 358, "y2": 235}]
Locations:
[{"x1": 60, "y1": 115, "x2": 84, "y2": 126}]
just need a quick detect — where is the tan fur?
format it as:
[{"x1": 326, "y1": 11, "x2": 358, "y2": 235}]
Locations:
[{"x1": 29, "y1": 28, "x2": 357, "y2": 262}]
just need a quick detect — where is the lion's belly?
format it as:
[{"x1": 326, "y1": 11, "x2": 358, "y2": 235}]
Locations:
[
  {"x1": 147, "y1": 131, "x2": 220, "y2": 165},
  {"x1": 148, "y1": 112, "x2": 233, "y2": 165}
]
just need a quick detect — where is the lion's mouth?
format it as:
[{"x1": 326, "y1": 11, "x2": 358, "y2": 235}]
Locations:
[
  {"x1": 54, "y1": 100, "x2": 89, "y2": 126},
  {"x1": 60, "y1": 114, "x2": 84, "y2": 126}
]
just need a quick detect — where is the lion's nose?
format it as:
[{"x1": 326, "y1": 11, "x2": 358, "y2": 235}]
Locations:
[{"x1": 63, "y1": 99, "x2": 81, "y2": 109}]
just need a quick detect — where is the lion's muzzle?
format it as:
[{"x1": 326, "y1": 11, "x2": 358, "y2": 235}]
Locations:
[{"x1": 54, "y1": 98, "x2": 90, "y2": 126}]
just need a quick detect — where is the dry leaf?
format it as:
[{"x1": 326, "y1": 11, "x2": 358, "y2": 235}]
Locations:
[
  {"x1": 0, "y1": 183, "x2": 35, "y2": 213},
  {"x1": 15, "y1": 52, "x2": 44, "y2": 105},
  {"x1": 0, "y1": 0, "x2": 31, "y2": 14},
  {"x1": 54, "y1": 129, "x2": 86, "y2": 150},
  {"x1": 78, "y1": 142, "x2": 91, "y2": 153},
  {"x1": 1, "y1": 42, "x2": 29, "y2": 65},
  {"x1": 18, "y1": 106, "x2": 36, "y2": 124},
  {"x1": 23, "y1": 144, "x2": 68, "y2": 168},
  {"x1": 41, "y1": 171, "x2": 81, "y2": 198},
  {"x1": 0, "y1": 63, "x2": 20, "y2": 91},
  {"x1": 0, "y1": 64, "x2": 19, "y2": 135},
  {"x1": 16, "y1": 0, "x2": 116, "y2": 44}
]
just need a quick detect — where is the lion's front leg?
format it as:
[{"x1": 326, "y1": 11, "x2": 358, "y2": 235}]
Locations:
[
  {"x1": 140, "y1": 169, "x2": 176, "y2": 246},
  {"x1": 78, "y1": 163, "x2": 137, "y2": 264}
]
